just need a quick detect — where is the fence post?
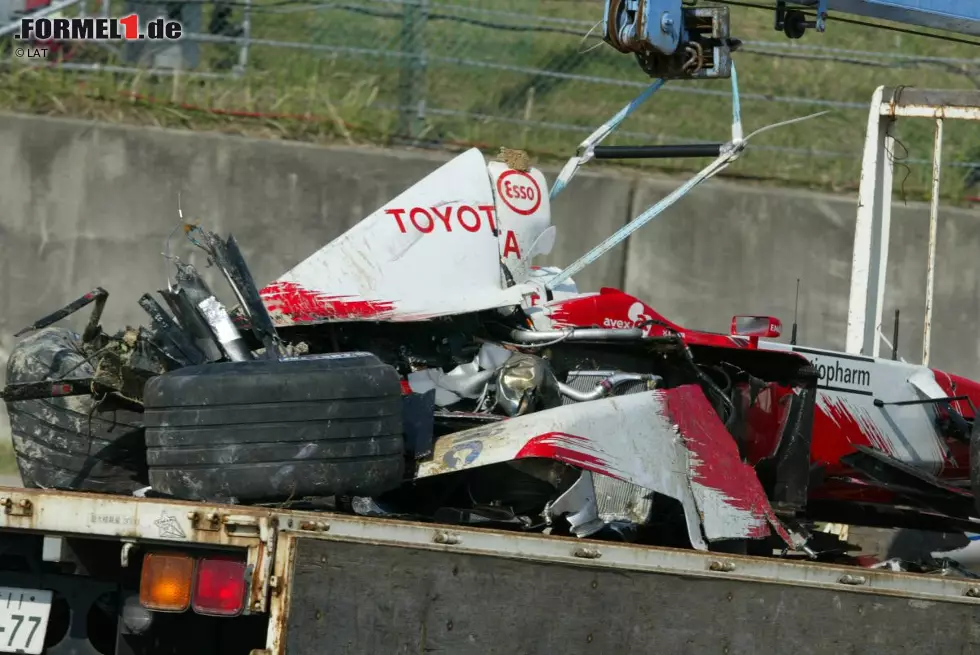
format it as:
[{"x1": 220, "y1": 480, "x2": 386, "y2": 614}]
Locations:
[
  {"x1": 235, "y1": 0, "x2": 251, "y2": 76},
  {"x1": 121, "y1": 0, "x2": 200, "y2": 69},
  {"x1": 922, "y1": 117, "x2": 943, "y2": 367},
  {"x1": 397, "y1": 0, "x2": 427, "y2": 141}
]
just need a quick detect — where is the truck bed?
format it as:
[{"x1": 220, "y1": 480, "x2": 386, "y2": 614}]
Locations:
[{"x1": 3, "y1": 485, "x2": 980, "y2": 654}]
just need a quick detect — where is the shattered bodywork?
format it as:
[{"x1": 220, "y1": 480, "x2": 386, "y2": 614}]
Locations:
[
  {"x1": 258, "y1": 150, "x2": 545, "y2": 325},
  {"x1": 244, "y1": 147, "x2": 819, "y2": 551},
  {"x1": 418, "y1": 385, "x2": 800, "y2": 548},
  {"x1": 241, "y1": 142, "x2": 980, "y2": 547},
  {"x1": 7, "y1": 104, "x2": 980, "y2": 560}
]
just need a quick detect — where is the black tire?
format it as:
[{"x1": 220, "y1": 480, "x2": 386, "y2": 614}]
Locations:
[
  {"x1": 3, "y1": 327, "x2": 148, "y2": 493},
  {"x1": 143, "y1": 353, "x2": 406, "y2": 502}
]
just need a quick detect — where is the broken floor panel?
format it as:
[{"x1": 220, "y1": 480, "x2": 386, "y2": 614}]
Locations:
[{"x1": 417, "y1": 385, "x2": 795, "y2": 549}]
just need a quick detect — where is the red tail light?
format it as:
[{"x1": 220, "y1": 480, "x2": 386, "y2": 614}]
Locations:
[{"x1": 191, "y1": 556, "x2": 247, "y2": 617}]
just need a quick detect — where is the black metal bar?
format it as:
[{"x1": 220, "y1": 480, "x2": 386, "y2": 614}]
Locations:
[
  {"x1": 892, "y1": 309, "x2": 900, "y2": 360},
  {"x1": 769, "y1": 381, "x2": 816, "y2": 513},
  {"x1": 874, "y1": 394, "x2": 976, "y2": 446},
  {"x1": 157, "y1": 289, "x2": 185, "y2": 327},
  {"x1": 138, "y1": 326, "x2": 186, "y2": 371},
  {"x1": 1, "y1": 378, "x2": 117, "y2": 402},
  {"x1": 13, "y1": 287, "x2": 109, "y2": 338},
  {"x1": 875, "y1": 394, "x2": 976, "y2": 412},
  {"x1": 83, "y1": 289, "x2": 109, "y2": 343},
  {"x1": 840, "y1": 446, "x2": 975, "y2": 519},
  {"x1": 194, "y1": 229, "x2": 270, "y2": 353},
  {"x1": 592, "y1": 144, "x2": 725, "y2": 160},
  {"x1": 158, "y1": 289, "x2": 224, "y2": 362},
  {"x1": 224, "y1": 235, "x2": 281, "y2": 358},
  {"x1": 790, "y1": 277, "x2": 800, "y2": 346},
  {"x1": 403, "y1": 389, "x2": 436, "y2": 461},
  {"x1": 806, "y1": 499, "x2": 980, "y2": 534},
  {"x1": 172, "y1": 261, "x2": 215, "y2": 308},
  {"x1": 137, "y1": 294, "x2": 205, "y2": 366}
]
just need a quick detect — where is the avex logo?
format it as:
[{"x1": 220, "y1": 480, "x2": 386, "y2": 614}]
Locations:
[
  {"x1": 602, "y1": 302, "x2": 654, "y2": 331},
  {"x1": 811, "y1": 356, "x2": 871, "y2": 390}
]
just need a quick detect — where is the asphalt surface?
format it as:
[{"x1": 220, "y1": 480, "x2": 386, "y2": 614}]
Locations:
[{"x1": 0, "y1": 472, "x2": 22, "y2": 487}]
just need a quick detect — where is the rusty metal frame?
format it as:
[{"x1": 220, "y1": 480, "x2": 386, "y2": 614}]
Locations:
[
  {"x1": 261, "y1": 532, "x2": 299, "y2": 655},
  {"x1": 274, "y1": 512, "x2": 980, "y2": 606},
  {"x1": 845, "y1": 87, "x2": 980, "y2": 362},
  {"x1": 11, "y1": 486, "x2": 980, "y2": 655},
  {"x1": 0, "y1": 486, "x2": 277, "y2": 615}
]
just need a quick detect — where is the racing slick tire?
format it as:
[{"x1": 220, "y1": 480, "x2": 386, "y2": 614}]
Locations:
[
  {"x1": 3, "y1": 327, "x2": 148, "y2": 493},
  {"x1": 143, "y1": 352, "x2": 405, "y2": 502}
]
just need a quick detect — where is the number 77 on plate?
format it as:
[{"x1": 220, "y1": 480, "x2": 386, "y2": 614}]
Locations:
[{"x1": 0, "y1": 587, "x2": 54, "y2": 655}]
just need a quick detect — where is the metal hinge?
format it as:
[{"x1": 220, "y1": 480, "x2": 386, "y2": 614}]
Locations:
[{"x1": 186, "y1": 511, "x2": 263, "y2": 538}]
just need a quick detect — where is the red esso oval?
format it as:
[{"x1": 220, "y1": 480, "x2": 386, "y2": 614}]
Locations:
[{"x1": 497, "y1": 170, "x2": 542, "y2": 216}]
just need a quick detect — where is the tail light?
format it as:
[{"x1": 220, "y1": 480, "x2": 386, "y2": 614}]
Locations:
[
  {"x1": 192, "y1": 556, "x2": 247, "y2": 617},
  {"x1": 139, "y1": 551, "x2": 247, "y2": 617},
  {"x1": 140, "y1": 553, "x2": 195, "y2": 612}
]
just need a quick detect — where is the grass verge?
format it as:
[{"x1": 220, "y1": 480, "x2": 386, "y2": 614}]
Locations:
[{"x1": 3, "y1": 0, "x2": 980, "y2": 200}]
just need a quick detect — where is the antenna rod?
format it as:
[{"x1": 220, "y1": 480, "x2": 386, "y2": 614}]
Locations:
[
  {"x1": 790, "y1": 278, "x2": 800, "y2": 345},
  {"x1": 892, "y1": 309, "x2": 900, "y2": 361}
]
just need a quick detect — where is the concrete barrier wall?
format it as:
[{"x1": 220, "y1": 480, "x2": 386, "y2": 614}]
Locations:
[
  {"x1": 624, "y1": 176, "x2": 980, "y2": 369},
  {"x1": 2, "y1": 112, "x2": 979, "y2": 465}
]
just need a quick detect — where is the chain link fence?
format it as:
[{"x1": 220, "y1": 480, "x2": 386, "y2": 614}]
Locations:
[{"x1": 5, "y1": 0, "x2": 980, "y2": 197}]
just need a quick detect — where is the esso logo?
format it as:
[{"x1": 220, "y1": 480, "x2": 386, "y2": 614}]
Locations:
[{"x1": 497, "y1": 170, "x2": 542, "y2": 216}]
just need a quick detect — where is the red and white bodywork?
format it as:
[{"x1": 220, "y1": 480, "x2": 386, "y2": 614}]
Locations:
[
  {"x1": 260, "y1": 150, "x2": 559, "y2": 325},
  {"x1": 256, "y1": 146, "x2": 980, "y2": 550},
  {"x1": 417, "y1": 385, "x2": 797, "y2": 549},
  {"x1": 256, "y1": 149, "x2": 808, "y2": 547},
  {"x1": 532, "y1": 286, "x2": 978, "y2": 500}
]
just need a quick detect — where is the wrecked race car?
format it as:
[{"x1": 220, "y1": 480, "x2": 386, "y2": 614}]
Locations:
[
  {"x1": 6, "y1": 72, "x2": 980, "y2": 557},
  {"x1": 1, "y1": 146, "x2": 819, "y2": 555},
  {"x1": 4, "y1": 142, "x2": 979, "y2": 559},
  {"x1": 2, "y1": 142, "x2": 977, "y2": 562},
  {"x1": 248, "y1": 144, "x2": 980, "y2": 548},
  {"x1": 245, "y1": 148, "x2": 827, "y2": 552}
]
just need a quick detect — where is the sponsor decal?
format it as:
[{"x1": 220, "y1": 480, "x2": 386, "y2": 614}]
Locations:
[{"x1": 807, "y1": 354, "x2": 873, "y2": 393}]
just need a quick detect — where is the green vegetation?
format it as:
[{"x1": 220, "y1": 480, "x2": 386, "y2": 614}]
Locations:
[{"x1": 3, "y1": 0, "x2": 980, "y2": 199}]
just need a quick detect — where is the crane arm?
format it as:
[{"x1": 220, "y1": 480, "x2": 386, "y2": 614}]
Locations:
[
  {"x1": 603, "y1": 0, "x2": 980, "y2": 81},
  {"x1": 787, "y1": 1, "x2": 980, "y2": 38}
]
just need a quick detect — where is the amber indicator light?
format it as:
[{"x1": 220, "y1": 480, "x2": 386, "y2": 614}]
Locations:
[{"x1": 139, "y1": 552, "x2": 195, "y2": 612}]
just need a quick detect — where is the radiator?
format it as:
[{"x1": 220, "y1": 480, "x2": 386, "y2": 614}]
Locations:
[{"x1": 563, "y1": 370, "x2": 655, "y2": 525}]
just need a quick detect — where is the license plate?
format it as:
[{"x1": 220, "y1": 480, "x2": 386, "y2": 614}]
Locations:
[{"x1": 0, "y1": 587, "x2": 53, "y2": 655}]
